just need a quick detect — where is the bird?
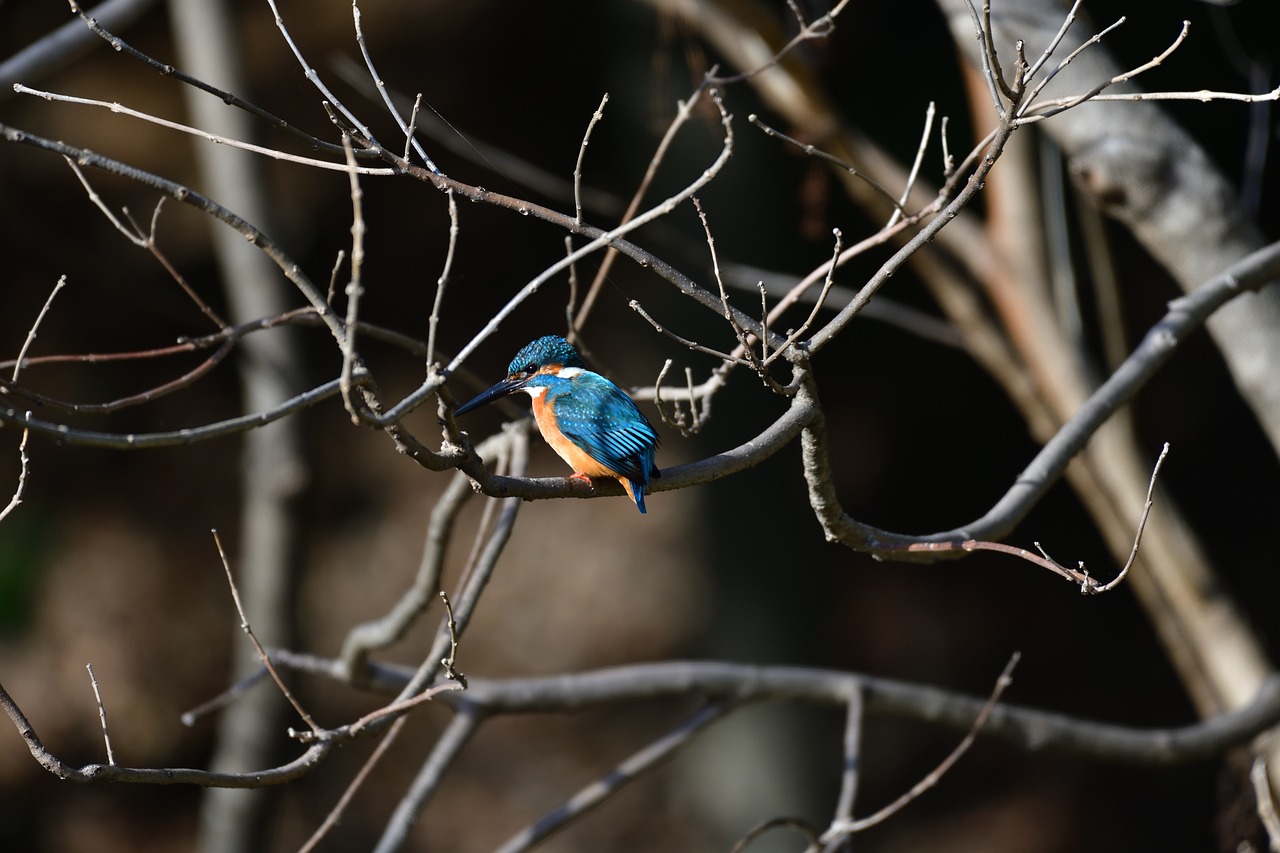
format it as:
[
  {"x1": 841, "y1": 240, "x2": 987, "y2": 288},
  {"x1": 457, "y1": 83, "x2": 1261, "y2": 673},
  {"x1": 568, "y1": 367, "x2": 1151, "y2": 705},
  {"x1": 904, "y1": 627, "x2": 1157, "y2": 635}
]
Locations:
[{"x1": 453, "y1": 335, "x2": 660, "y2": 513}]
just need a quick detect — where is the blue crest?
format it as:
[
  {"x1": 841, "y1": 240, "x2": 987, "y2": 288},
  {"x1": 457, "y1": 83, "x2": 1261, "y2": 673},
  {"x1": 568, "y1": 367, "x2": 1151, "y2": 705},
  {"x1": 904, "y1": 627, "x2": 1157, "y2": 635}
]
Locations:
[{"x1": 507, "y1": 336, "x2": 585, "y2": 376}]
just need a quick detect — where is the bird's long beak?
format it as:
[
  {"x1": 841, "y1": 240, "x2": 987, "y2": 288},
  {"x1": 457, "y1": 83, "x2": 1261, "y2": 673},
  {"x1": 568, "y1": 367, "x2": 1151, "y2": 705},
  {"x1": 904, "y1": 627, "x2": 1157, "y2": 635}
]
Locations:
[{"x1": 453, "y1": 375, "x2": 527, "y2": 416}]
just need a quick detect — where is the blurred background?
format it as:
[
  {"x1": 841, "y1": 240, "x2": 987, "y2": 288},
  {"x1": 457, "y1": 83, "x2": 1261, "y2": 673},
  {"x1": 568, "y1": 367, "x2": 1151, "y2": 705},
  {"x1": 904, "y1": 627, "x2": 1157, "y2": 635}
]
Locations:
[{"x1": 1, "y1": 0, "x2": 1279, "y2": 850}]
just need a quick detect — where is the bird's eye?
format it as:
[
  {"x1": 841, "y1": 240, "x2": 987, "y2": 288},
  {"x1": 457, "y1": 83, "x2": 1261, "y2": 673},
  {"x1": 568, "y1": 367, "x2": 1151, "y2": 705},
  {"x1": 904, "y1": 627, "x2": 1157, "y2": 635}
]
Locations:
[{"x1": 523, "y1": 363, "x2": 536, "y2": 374}]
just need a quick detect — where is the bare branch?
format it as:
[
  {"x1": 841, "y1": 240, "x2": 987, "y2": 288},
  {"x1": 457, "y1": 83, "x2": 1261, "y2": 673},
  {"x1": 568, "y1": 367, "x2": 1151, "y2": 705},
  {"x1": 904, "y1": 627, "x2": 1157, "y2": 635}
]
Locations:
[
  {"x1": 211, "y1": 530, "x2": 320, "y2": 735},
  {"x1": 14, "y1": 84, "x2": 397, "y2": 175},
  {"x1": 574, "y1": 93, "x2": 609, "y2": 226},
  {"x1": 494, "y1": 701, "x2": 734, "y2": 853},
  {"x1": 820, "y1": 653, "x2": 1019, "y2": 841},
  {"x1": 1094, "y1": 442, "x2": 1170, "y2": 594},
  {"x1": 85, "y1": 664, "x2": 116, "y2": 766},
  {"x1": 350, "y1": 0, "x2": 440, "y2": 173}
]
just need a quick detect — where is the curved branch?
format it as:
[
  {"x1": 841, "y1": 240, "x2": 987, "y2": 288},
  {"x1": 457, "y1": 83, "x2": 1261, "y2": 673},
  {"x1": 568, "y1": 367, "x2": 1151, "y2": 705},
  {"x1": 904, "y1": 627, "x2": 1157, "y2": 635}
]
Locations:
[
  {"x1": 271, "y1": 654, "x2": 1280, "y2": 768},
  {"x1": 0, "y1": 678, "x2": 331, "y2": 787},
  {"x1": 804, "y1": 239, "x2": 1280, "y2": 558}
]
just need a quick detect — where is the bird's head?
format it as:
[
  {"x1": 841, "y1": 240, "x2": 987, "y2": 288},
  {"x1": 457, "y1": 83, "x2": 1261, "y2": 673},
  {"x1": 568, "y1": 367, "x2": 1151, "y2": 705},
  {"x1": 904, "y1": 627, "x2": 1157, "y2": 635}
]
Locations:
[{"x1": 454, "y1": 336, "x2": 586, "y2": 415}]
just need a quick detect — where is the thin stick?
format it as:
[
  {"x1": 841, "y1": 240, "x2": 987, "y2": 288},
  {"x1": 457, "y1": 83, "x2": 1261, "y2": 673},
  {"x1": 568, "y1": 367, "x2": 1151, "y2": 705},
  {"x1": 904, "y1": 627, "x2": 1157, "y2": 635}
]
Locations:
[
  {"x1": 563, "y1": 236, "x2": 580, "y2": 340},
  {"x1": 181, "y1": 667, "x2": 272, "y2": 726},
  {"x1": 373, "y1": 709, "x2": 483, "y2": 853},
  {"x1": 1024, "y1": 0, "x2": 1085, "y2": 82},
  {"x1": 572, "y1": 84, "x2": 710, "y2": 333},
  {"x1": 1018, "y1": 16, "x2": 1129, "y2": 118},
  {"x1": 574, "y1": 93, "x2": 609, "y2": 226},
  {"x1": 339, "y1": 134, "x2": 368, "y2": 423},
  {"x1": 211, "y1": 529, "x2": 320, "y2": 733},
  {"x1": 1026, "y1": 83, "x2": 1280, "y2": 116},
  {"x1": 1095, "y1": 442, "x2": 1169, "y2": 593},
  {"x1": 707, "y1": 0, "x2": 851, "y2": 86},
  {"x1": 264, "y1": 0, "x2": 378, "y2": 148},
  {"x1": 444, "y1": 89, "x2": 737, "y2": 385},
  {"x1": 494, "y1": 700, "x2": 734, "y2": 853},
  {"x1": 749, "y1": 115, "x2": 907, "y2": 217},
  {"x1": 326, "y1": 250, "x2": 347, "y2": 306},
  {"x1": 0, "y1": 276, "x2": 66, "y2": 523},
  {"x1": 820, "y1": 653, "x2": 1020, "y2": 842},
  {"x1": 351, "y1": 0, "x2": 440, "y2": 172},
  {"x1": 940, "y1": 115, "x2": 954, "y2": 176},
  {"x1": 1251, "y1": 754, "x2": 1280, "y2": 852},
  {"x1": 14, "y1": 85, "x2": 397, "y2": 175},
  {"x1": 763, "y1": 229, "x2": 843, "y2": 367},
  {"x1": 628, "y1": 300, "x2": 751, "y2": 365},
  {"x1": 85, "y1": 664, "x2": 116, "y2": 765},
  {"x1": 426, "y1": 190, "x2": 459, "y2": 368},
  {"x1": 730, "y1": 817, "x2": 821, "y2": 853},
  {"x1": 403, "y1": 94, "x2": 424, "y2": 163},
  {"x1": 298, "y1": 714, "x2": 409, "y2": 853},
  {"x1": 832, "y1": 684, "x2": 864, "y2": 826},
  {"x1": 887, "y1": 103, "x2": 935, "y2": 228},
  {"x1": 63, "y1": 0, "x2": 373, "y2": 159},
  {"x1": 437, "y1": 591, "x2": 467, "y2": 688},
  {"x1": 961, "y1": 0, "x2": 1006, "y2": 118},
  {"x1": 120, "y1": 200, "x2": 229, "y2": 330},
  {"x1": 62, "y1": 155, "x2": 146, "y2": 247},
  {"x1": 694, "y1": 197, "x2": 760, "y2": 372}
]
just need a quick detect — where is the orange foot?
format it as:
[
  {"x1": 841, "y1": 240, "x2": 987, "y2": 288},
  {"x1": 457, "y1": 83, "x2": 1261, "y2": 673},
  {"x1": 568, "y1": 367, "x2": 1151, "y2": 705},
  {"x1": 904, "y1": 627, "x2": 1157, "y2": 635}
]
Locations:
[{"x1": 568, "y1": 472, "x2": 594, "y2": 485}]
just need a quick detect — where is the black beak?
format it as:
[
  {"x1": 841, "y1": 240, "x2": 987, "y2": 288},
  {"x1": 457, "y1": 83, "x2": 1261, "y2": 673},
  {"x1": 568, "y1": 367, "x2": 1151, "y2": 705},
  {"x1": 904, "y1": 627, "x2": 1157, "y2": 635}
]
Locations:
[{"x1": 453, "y1": 375, "x2": 527, "y2": 416}]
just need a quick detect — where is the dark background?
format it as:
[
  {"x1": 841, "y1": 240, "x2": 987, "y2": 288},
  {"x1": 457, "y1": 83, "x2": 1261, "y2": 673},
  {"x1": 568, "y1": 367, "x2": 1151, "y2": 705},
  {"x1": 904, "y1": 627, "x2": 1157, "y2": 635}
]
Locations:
[{"x1": 1, "y1": 0, "x2": 1279, "y2": 850}]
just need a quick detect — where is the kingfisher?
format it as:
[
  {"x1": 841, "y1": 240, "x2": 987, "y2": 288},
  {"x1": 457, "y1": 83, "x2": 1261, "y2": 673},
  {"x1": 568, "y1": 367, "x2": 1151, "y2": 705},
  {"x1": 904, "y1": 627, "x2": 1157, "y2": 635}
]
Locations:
[{"x1": 453, "y1": 336, "x2": 661, "y2": 513}]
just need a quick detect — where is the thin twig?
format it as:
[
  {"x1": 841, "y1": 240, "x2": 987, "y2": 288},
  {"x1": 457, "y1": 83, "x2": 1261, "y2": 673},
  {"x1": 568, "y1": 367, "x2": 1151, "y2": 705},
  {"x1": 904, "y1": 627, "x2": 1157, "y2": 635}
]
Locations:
[
  {"x1": 326, "y1": 250, "x2": 347, "y2": 306},
  {"x1": 628, "y1": 300, "x2": 751, "y2": 365},
  {"x1": 373, "y1": 708, "x2": 484, "y2": 853},
  {"x1": 694, "y1": 196, "x2": 784, "y2": 393},
  {"x1": 962, "y1": 0, "x2": 1006, "y2": 118},
  {"x1": 211, "y1": 530, "x2": 320, "y2": 734},
  {"x1": 1094, "y1": 442, "x2": 1169, "y2": 593},
  {"x1": 339, "y1": 133, "x2": 368, "y2": 423},
  {"x1": 119, "y1": 200, "x2": 229, "y2": 329},
  {"x1": 707, "y1": 0, "x2": 851, "y2": 86},
  {"x1": 85, "y1": 664, "x2": 115, "y2": 766},
  {"x1": 298, "y1": 715, "x2": 409, "y2": 853},
  {"x1": 494, "y1": 700, "x2": 735, "y2": 853},
  {"x1": 730, "y1": 817, "x2": 822, "y2": 853},
  {"x1": 572, "y1": 83, "x2": 710, "y2": 333},
  {"x1": 819, "y1": 653, "x2": 1020, "y2": 842},
  {"x1": 574, "y1": 93, "x2": 609, "y2": 226},
  {"x1": 340, "y1": 681, "x2": 464, "y2": 738},
  {"x1": 748, "y1": 114, "x2": 908, "y2": 217},
  {"x1": 181, "y1": 667, "x2": 272, "y2": 726},
  {"x1": 1251, "y1": 754, "x2": 1280, "y2": 853},
  {"x1": 437, "y1": 591, "x2": 467, "y2": 688},
  {"x1": 62, "y1": 0, "x2": 375, "y2": 158},
  {"x1": 762, "y1": 228, "x2": 843, "y2": 367},
  {"x1": 440, "y1": 89, "x2": 739, "y2": 388},
  {"x1": 906, "y1": 538, "x2": 1097, "y2": 588},
  {"x1": 940, "y1": 115, "x2": 954, "y2": 176},
  {"x1": 264, "y1": 0, "x2": 379, "y2": 149},
  {"x1": 426, "y1": 190, "x2": 459, "y2": 368},
  {"x1": 0, "y1": 276, "x2": 66, "y2": 523},
  {"x1": 832, "y1": 684, "x2": 864, "y2": 827},
  {"x1": 887, "y1": 102, "x2": 935, "y2": 228},
  {"x1": 350, "y1": 0, "x2": 440, "y2": 173},
  {"x1": 1024, "y1": 0, "x2": 1085, "y2": 82},
  {"x1": 14, "y1": 85, "x2": 396, "y2": 175}
]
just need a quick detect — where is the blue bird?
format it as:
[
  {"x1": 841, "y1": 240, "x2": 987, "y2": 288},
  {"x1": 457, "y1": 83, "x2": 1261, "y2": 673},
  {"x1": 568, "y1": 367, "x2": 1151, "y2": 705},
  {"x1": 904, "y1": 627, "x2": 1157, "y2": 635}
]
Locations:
[{"x1": 453, "y1": 336, "x2": 661, "y2": 513}]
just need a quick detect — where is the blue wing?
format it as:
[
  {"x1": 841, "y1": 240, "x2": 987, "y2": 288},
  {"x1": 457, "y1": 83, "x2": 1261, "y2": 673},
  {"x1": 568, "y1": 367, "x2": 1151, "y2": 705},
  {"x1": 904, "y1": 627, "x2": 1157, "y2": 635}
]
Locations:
[{"x1": 549, "y1": 373, "x2": 659, "y2": 486}]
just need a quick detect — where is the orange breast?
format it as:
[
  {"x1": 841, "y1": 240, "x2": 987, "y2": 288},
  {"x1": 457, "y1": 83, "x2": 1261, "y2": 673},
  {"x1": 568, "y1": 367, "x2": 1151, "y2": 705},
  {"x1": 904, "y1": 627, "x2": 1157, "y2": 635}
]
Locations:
[{"x1": 531, "y1": 392, "x2": 615, "y2": 478}]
